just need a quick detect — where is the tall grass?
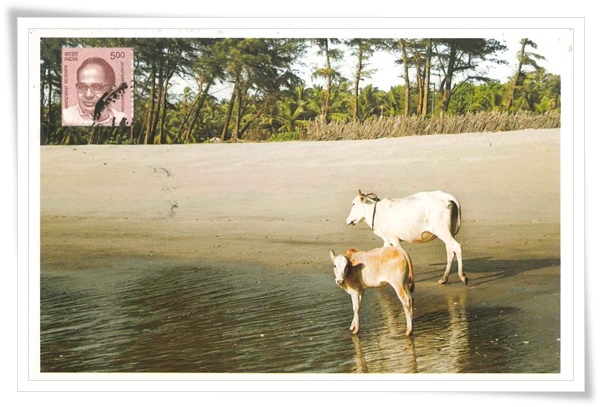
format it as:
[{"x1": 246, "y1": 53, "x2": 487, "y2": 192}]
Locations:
[{"x1": 301, "y1": 111, "x2": 560, "y2": 141}]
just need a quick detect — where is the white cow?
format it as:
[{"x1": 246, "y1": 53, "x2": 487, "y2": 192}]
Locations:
[
  {"x1": 329, "y1": 246, "x2": 414, "y2": 336},
  {"x1": 346, "y1": 189, "x2": 467, "y2": 285}
]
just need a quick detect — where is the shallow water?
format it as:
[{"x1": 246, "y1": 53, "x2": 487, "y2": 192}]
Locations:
[{"x1": 40, "y1": 259, "x2": 560, "y2": 374}]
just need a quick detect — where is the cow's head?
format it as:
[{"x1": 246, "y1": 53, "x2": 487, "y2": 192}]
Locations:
[
  {"x1": 329, "y1": 250, "x2": 350, "y2": 286},
  {"x1": 346, "y1": 189, "x2": 377, "y2": 226}
]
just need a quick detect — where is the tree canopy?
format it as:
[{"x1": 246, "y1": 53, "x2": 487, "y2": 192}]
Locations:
[{"x1": 40, "y1": 37, "x2": 560, "y2": 145}]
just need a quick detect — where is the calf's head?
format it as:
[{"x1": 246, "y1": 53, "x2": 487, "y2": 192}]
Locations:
[{"x1": 329, "y1": 249, "x2": 350, "y2": 286}]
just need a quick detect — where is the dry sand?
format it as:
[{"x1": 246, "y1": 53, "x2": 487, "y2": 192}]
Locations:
[{"x1": 41, "y1": 128, "x2": 560, "y2": 276}]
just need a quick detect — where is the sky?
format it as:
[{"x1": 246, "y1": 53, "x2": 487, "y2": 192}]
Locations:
[
  {"x1": 299, "y1": 34, "x2": 571, "y2": 91},
  {"x1": 197, "y1": 31, "x2": 572, "y2": 100}
]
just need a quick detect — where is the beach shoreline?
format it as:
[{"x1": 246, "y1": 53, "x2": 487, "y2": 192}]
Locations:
[
  {"x1": 40, "y1": 129, "x2": 560, "y2": 273},
  {"x1": 39, "y1": 129, "x2": 562, "y2": 374}
]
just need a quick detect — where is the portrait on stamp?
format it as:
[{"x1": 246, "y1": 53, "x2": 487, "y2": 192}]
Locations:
[{"x1": 61, "y1": 47, "x2": 134, "y2": 127}]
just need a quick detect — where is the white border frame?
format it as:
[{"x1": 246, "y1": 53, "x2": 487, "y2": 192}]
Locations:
[{"x1": 17, "y1": 17, "x2": 584, "y2": 393}]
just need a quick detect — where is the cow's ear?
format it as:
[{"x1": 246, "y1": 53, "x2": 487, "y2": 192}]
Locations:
[{"x1": 360, "y1": 195, "x2": 366, "y2": 203}]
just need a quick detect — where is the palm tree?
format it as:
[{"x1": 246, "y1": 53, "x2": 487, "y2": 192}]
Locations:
[
  {"x1": 40, "y1": 38, "x2": 63, "y2": 144},
  {"x1": 383, "y1": 85, "x2": 405, "y2": 117},
  {"x1": 275, "y1": 85, "x2": 312, "y2": 133},
  {"x1": 345, "y1": 39, "x2": 381, "y2": 122},
  {"x1": 515, "y1": 68, "x2": 560, "y2": 113},
  {"x1": 358, "y1": 84, "x2": 386, "y2": 119},
  {"x1": 311, "y1": 38, "x2": 343, "y2": 123},
  {"x1": 506, "y1": 38, "x2": 546, "y2": 110}
]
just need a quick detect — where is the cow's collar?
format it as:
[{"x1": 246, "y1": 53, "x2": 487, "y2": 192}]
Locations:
[{"x1": 371, "y1": 199, "x2": 378, "y2": 230}]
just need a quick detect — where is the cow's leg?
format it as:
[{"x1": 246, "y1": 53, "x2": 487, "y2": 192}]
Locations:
[
  {"x1": 438, "y1": 244, "x2": 454, "y2": 284},
  {"x1": 381, "y1": 233, "x2": 399, "y2": 248},
  {"x1": 391, "y1": 281, "x2": 413, "y2": 336},
  {"x1": 349, "y1": 290, "x2": 362, "y2": 334},
  {"x1": 436, "y1": 233, "x2": 466, "y2": 285},
  {"x1": 455, "y1": 240, "x2": 466, "y2": 285}
]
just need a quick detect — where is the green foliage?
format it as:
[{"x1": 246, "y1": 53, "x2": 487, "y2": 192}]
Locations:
[
  {"x1": 39, "y1": 37, "x2": 560, "y2": 145},
  {"x1": 512, "y1": 69, "x2": 561, "y2": 113},
  {"x1": 449, "y1": 81, "x2": 506, "y2": 114},
  {"x1": 268, "y1": 131, "x2": 301, "y2": 142}
]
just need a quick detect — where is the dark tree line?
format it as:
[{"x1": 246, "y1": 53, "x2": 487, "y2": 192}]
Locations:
[{"x1": 40, "y1": 37, "x2": 560, "y2": 145}]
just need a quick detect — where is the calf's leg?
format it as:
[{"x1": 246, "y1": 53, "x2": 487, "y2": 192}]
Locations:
[
  {"x1": 391, "y1": 280, "x2": 414, "y2": 336},
  {"x1": 349, "y1": 290, "x2": 362, "y2": 334}
]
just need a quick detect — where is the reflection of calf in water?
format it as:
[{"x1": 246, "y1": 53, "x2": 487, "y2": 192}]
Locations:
[
  {"x1": 409, "y1": 292, "x2": 470, "y2": 373},
  {"x1": 349, "y1": 291, "x2": 469, "y2": 373},
  {"x1": 329, "y1": 246, "x2": 414, "y2": 336},
  {"x1": 351, "y1": 327, "x2": 417, "y2": 374}
]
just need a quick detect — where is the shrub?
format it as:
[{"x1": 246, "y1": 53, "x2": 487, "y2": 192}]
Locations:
[
  {"x1": 268, "y1": 131, "x2": 301, "y2": 142},
  {"x1": 302, "y1": 111, "x2": 560, "y2": 141}
]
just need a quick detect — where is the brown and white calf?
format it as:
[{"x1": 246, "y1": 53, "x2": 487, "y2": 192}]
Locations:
[{"x1": 329, "y1": 246, "x2": 415, "y2": 336}]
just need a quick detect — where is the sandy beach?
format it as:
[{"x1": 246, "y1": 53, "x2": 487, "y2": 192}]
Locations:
[{"x1": 39, "y1": 129, "x2": 562, "y2": 374}]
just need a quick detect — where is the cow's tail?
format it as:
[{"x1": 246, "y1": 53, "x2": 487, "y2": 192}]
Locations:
[{"x1": 448, "y1": 195, "x2": 461, "y2": 236}]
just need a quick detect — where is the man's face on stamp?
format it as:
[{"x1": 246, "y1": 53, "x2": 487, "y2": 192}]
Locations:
[{"x1": 77, "y1": 62, "x2": 114, "y2": 118}]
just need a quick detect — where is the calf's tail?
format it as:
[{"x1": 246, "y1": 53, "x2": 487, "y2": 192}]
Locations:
[
  {"x1": 404, "y1": 249, "x2": 415, "y2": 293},
  {"x1": 395, "y1": 246, "x2": 415, "y2": 293},
  {"x1": 409, "y1": 258, "x2": 415, "y2": 293}
]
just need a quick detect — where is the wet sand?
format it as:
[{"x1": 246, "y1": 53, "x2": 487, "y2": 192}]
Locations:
[{"x1": 39, "y1": 129, "x2": 561, "y2": 373}]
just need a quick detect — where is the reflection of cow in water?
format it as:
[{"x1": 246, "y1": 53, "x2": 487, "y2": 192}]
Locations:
[
  {"x1": 329, "y1": 246, "x2": 414, "y2": 336},
  {"x1": 346, "y1": 189, "x2": 467, "y2": 285}
]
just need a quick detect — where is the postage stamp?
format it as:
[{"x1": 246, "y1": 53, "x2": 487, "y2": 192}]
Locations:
[{"x1": 61, "y1": 47, "x2": 134, "y2": 127}]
